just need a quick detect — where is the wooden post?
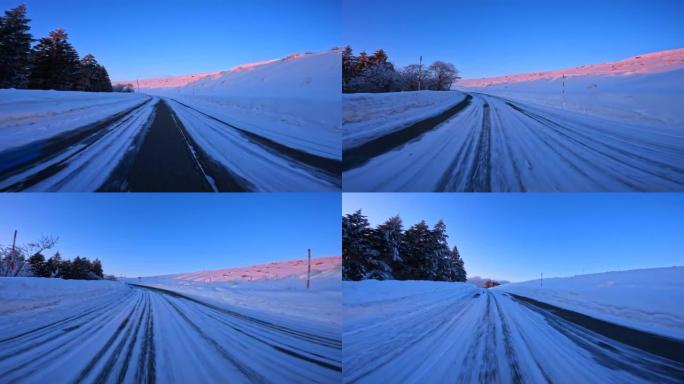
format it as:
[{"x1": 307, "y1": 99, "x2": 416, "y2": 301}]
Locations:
[{"x1": 306, "y1": 249, "x2": 311, "y2": 289}]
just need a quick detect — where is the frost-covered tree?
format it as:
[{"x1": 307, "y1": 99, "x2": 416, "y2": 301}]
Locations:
[
  {"x1": 342, "y1": 210, "x2": 374, "y2": 280},
  {"x1": 451, "y1": 245, "x2": 467, "y2": 282},
  {"x1": 402, "y1": 220, "x2": 434, "y2": 280},
  {"x1": 29, "y1": 28, "x2": 80, "y2": 90},
  {"x1": 431, "y1": 220, "x2": 453, "y2": 281},
  {"x1": 427, "y1": 61, "x2": 460, "y2": 91},
  {"x1": 0, "y1": 4, "x2": 32, "y2": 89},
  {"x1": 0, "y1": 235, "x2": 58, "y2": 277},
  {"x1": 91, "y1": 258, "x2": 103, "y2": 278}
]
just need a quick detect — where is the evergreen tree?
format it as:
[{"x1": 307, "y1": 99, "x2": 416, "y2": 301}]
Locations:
[
  {"x1": 342, "y1": 210, "x2": 377, "y2": 280},
  {"x1": 402, "y1": 220, "x2": 433, "y2": 280},
  {"x1": 451, "y1": 245, "x2": 467, "y2": 282},
  {"x1": 29, "y1": 28, "x2": 80, "y2": 90},
  {"x1": 0, "y1": 4, "x2": 32, "y2": 88},
  {"x1": 431, "y1": 220, "x2": 452, "y2": 281},
  {"x1": 47, "y1": 251, "x2": 62, "y2": 277},
  {"x1": 27, "y1": 252, "x2": 50, "y2": 277},
  {"x1": 77, "y1": 54, "x2": 112, "y2": 92},
  {"x1": 91, "y1": 258, "x2": 103, "y2": 278}
]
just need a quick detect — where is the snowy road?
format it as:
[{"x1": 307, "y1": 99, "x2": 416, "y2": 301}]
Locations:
[
  {"x1": 343, "y1": 288, "x2": 684, "y2": 384},
  {"x1": 343, "y1": 93, "x2": 684, "y2": 191},
  {"x1": 0, "y1": 96, "x2": 341, "y2": 191},
  {"x1": 0, "y1": 283, "x2": 341, "y2": 384}
]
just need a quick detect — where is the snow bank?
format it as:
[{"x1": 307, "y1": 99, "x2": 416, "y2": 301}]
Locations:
[
  {"x1": 0, "y1": 89, "x2": 150, "y2": 152},
  {"x1": 496, "y1": 266, "x2": 684, "y2": 339},
  {"x1": 342, "y1": 90, "x2": 467, "y2": 149},
  {"x1": 128, "y1": 51, "x2": 342, "y2": 160},
  {"x1": 0, "y1": 277, "x2": 128, "y2": 315},
  {"x1": 343, "y1": 280, "x2": 478, "y2": 329},
  {"x1": 132, "y1": 256, "x2": 342, "y2": 326}
]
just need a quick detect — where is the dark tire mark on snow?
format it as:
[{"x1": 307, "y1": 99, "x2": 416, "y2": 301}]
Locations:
[
  {"x1": 491, "y1": 294, "x2": 523, "y2": 384},
  {"x1": 169, "y1": 98, "x2": 341, "y2": 178},
  {"x1": 0, "y1": 98, "x2": 153, "y2": 191},
  {"x1": 509, "y1": 294, "x2": 684, "y2": 365},
  {"x1": 160, "y1": 295, "x2": 268, "y2": 383},
  {"x1": 130, "y1": 283, "x2": 340, "y2": 349},
  {"x1": 343, "y1": 94, "x2": 472, "y2": 171}
]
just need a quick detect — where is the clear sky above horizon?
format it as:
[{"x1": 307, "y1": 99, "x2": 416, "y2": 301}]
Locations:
[
  {"x1": 0, "y1": 194, "x2": 341, "y2": 277},
  {"x1": 1, "y1": 0, "x2": 340, "y2": 80},
  {"x1": 343, "y1": 0, "x2": 684, "y2": 78},
  {"x1": 343, "y1": 193, "x2": 684, "y2": 282}
]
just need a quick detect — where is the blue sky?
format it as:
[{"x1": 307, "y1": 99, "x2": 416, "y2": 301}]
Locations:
[
  {"x1": 343, "y1": 0, "x2": 684, "y2": 78},
  {"x1": 0, "y1": 193, "x2": 341, "y2": 277},
  {"x1": 343, "y1": 193, "x2": 684, "y2": 282},
  {"x1": 1, "y1": 0, "x2": 340, "y2": 80}
]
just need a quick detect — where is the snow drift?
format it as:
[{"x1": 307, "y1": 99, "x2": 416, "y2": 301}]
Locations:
[{"x1": 496, "y1": 266, "x2": 684, "y2": 339}]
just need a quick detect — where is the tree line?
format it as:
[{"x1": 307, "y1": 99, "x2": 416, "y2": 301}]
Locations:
[
  {"x1": 0, "y1": 234, "x2": 105, "y2": 280},
  {"x1": 343, "y1": 210, "x2": 466, "y2": 282},
  {"x1": 0, "y1": 4, "x2": 113, "y2": 92},
  {"x1": 342, "y1": 46, "x2": 461, "y2": 93}
]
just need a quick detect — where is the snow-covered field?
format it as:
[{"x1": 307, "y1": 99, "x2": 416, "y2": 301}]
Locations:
[
  {"x1": 0, "y1": 90, "x2": 151, "y2": 153},
  {"x1": 133, "y1": 256, "x2": 342, "y2": 326},
  {"x1": 343, "y1": 49, "x2": 684, "y2": 192},
  {"x1": 343, "y1": 275, "x2": 684, "y2": 383},
  {"x1": 0, "y1": 50, "x2": 341, "y2": 191},
  {"x1": 129, "y1": 50, "x2": 341, "y2": 161},
  {"x1": 0, "y1": 258, "x2": 342, "y2": 383},
  {"x1": 496, "y1": 267, "x2": 684, "y2": 339},
  {"x1": 343, "y1": 90, "x2": 467, "y2": 149}
]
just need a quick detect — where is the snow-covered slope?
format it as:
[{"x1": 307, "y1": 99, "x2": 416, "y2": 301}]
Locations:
[
  {"x1": 133, "y1": 256, "x2": 342, "y2": 326},
  {"x1": 460, "y1": 48, "x2": 684, "y2": 87},
  {"x1": 496, "y1": 266, "x2": 684, "y2": 339},
  {"x1": 119, "y1": 51, "x2": 342, "y2": 160},
  {"x1": 343, "y1": 90, "x2": 467, "y2": 149}
]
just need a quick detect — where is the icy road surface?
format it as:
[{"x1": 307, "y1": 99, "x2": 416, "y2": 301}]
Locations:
[
  {"x1": 0, "y1": 283, "x2": 341, "y2": 384},
  {"x1": 342, "y1": 92, "x2": 684, "y2": 191},
  {"x1": 343, "y1": 283, "x2": 684, "y2": 384}
]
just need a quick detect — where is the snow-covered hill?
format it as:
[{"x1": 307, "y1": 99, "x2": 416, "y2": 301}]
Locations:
[
  {"x1": 133, "y1": 256, "x2": 342, "y2": 325},
  {"x1": 496, "y1": 266, "x2": 684, "y2": 339},
  {"x1": 460, "y1": 48, "x2": 684, "y2": 88},
  {"x1": 116, "y1": 50, "x2": 342, "y2": 160}
]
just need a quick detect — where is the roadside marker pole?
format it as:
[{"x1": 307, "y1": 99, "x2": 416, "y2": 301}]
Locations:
[
  {"x1": 540, "y1": 272, "x2": 543, "y2": 288},
  {"x1": 9, "y1": 230, "x2": 17, "y2": 273},
  {"x1": 306, "y1": 249, "x2": 311, "y2": 289},
  {"x1": 418, "y1": 55, "x2": 423, "y2": 91}
]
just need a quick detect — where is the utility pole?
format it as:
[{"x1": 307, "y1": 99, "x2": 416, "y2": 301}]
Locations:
[
  {"x1": 9, "y1": 230, "x2": 17, "y2": 273},
  {"x1": 137, "y1": 79, "x2": 140, "y2": 93},
  {"x1": 306, "y1": 249, "x2": 311, "y2": 289},
  {"x1": 540, "y1": 272, "x2": 543, "y2": 288},
  {"x1": 418, "y1": 55, "x2": 423, "y2": 91}
]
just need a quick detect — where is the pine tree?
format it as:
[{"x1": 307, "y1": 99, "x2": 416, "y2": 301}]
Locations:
[
  {"x1": 431, "y1": 220, "x2": 452, "y2": 281},
  {"x1": 342, "y1": 210, "x2": 375, "y2": 280},
  {"x1": 451, "y1": 245, "x2": 467, "y2": 282},
  {"x1": 402, "y1": 220, "x2": 433, "y2": 280},
  {"x1": 77, "y1": 54, "x2": 112, "y2": 92},
  {"x1": 91, "y1": 258, "x2": 103, "y2": 278},
  {"x1": 0, "y1": 4, "x2": 32, "y2": 88},
  {"x1": 47, "y1": 251, "x2": 62, "y2": 277},
  {"x1": 29, "y1": 28, "x2": 81, "y2": 90}
]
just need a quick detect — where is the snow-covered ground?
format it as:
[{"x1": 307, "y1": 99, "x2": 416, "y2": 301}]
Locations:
[
  {"x1": 0, "y1": 258, "x2": 342, "y2": 383},
  {"x1": 343, "y1": 49, "x2": 684, "y2": 191},
  {"x1": 496, "y1": 267, "x2": 684, "y2": 339},
  {"x1": 342, "y1": 90, "x2": 467, "y2": 149},
  {"x1": 0, "y1": 89, "x2": 150, "y2": 153},
  {"x1": 133, "y1": 256, "x2": 342, "y2": 326},
  {"x1": 343, "y1": 277, "x2": 684, "y2": 383},
  {"x1": 130, "y1": 50, "x2": 341, "y2": 161}
]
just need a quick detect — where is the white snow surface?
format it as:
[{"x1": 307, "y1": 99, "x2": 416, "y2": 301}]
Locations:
[
  {"x1": 0, "y1": 89, "x2": 150, "y2": 152},
  {"x1": 343, "y1": 279, "x2": 684, "y2": 383},
  {"x1": 0, "y1": 260, "x2": 342, "y2": 383},
  {"x1": 496, "y1": 266, "x2": 684, "y2": 339},
  {"x1": 132, "y1": 256, "x2": 342, "y2": 326},
  {"x1": 127, "y1": 51, "x2": 342, "y2": 160},
  {"x1": 342, "y1": 90, "x2": 466, "y2": 149}
]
